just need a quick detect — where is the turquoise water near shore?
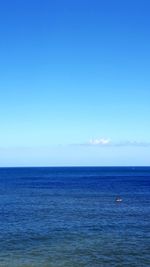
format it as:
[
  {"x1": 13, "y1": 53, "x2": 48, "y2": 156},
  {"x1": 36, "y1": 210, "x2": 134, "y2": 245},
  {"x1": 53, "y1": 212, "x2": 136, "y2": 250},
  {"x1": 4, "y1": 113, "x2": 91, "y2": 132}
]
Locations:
[{"x1": 0, "y1": 167, "x2": 150, "y2": 267}]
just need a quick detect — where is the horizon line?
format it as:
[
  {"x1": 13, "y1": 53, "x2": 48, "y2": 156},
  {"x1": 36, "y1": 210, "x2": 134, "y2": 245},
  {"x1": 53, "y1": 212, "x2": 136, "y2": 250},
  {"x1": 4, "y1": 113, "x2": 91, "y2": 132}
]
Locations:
[{"x1": 0, "y1": 165, "x2": 150, "y2": 168}]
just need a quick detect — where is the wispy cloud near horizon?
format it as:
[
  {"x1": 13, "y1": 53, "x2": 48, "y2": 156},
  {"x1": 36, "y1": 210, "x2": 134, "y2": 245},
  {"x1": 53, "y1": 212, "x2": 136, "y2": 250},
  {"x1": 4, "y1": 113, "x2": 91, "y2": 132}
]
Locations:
[
  {"x1": 114, "y1": 140, "x2": 150, "y2": 147},
  {"x1": 74, "y1": 138, "x2": 150, "y2": 147},
  {"x1": 89, "y1": 138, "x2": 111, "y2": 145}
]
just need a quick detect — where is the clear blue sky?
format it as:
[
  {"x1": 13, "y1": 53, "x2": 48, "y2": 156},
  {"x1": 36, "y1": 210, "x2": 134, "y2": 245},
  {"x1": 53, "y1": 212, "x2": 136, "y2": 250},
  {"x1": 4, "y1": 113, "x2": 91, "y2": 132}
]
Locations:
[{"x1": 0, "y1": 0, "x2": 150, "y2": 166}]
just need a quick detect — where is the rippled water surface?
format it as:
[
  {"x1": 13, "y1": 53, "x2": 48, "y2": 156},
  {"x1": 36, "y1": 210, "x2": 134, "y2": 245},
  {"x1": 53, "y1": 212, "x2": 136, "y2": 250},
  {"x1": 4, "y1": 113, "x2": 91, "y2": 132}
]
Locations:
[{"x1": 0, "y1": 167, "x2": 150, "y2": 267}]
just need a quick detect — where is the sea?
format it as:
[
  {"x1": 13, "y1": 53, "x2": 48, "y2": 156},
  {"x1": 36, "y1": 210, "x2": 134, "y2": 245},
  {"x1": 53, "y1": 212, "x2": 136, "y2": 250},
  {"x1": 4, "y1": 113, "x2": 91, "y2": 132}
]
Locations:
[{"x1": 0, "y1": 167, "x2": 150, "y2": 267}]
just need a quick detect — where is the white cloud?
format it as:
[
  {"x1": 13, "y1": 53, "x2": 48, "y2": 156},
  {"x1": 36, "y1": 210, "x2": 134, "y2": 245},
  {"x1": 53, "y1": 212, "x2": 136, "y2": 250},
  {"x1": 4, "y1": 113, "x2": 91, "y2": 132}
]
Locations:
[
  {"x1": 88, "y1": 138, "x2": 111, "y2": 145},
  {"x1": 77, "y1": 138, "x2": 150, "y2": 147},
  {"x1": 61, "y1": 137, "x2": 150, "y2": 148}
]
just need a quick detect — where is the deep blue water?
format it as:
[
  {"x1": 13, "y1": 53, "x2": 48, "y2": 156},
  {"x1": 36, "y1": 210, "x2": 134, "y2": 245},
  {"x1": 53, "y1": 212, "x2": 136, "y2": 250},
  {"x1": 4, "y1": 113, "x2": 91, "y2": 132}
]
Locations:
[{"x1": 0, "y1": 167, "x2": 150, "y2": 267}]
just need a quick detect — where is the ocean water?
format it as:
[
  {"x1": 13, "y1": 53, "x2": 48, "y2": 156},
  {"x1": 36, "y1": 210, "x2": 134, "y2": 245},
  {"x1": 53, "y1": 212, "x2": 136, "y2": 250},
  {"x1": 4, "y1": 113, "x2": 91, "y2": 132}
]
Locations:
[{"x1": 0, "y1": 167, "x2": 150, "y2": 267}]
